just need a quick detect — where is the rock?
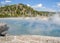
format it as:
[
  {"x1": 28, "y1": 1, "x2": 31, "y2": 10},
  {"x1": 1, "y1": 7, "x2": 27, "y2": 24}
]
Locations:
[{"x1": 0, "y1": 23, "x2": 9, "y2": 36}]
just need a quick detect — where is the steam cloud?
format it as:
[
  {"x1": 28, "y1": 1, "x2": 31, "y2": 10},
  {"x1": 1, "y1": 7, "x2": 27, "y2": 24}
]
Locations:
[{"x1": 0, "y1": 13, "x2": 60, "y2": 37}]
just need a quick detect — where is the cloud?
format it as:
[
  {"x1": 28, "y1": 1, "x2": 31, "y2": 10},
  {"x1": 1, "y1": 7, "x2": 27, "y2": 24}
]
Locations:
[
  {"x1": 52, "y1": 3, "x2": 60, "y2": 12},
  {"x1": 27, "y1": 4, "x2": 30, "y2": 6},
  {"x1": 32, "y1": 3, "x2": 43, "y2": 8},
  {"x1": 37, "y1": 4, "x2": 43, "y2": 8},
  {"x1": 57, "y1": 2, "x2": 60, "y2": 7},
  {"x1": 43, "y1": 7, "x2": 56, "y2": 12},
  {"x1": 0, "y1": 0, "x2": 11, "y2": 4},
  {"x1": 0, "y1": 1, "x2": 5, "y2": 4},
  {"x1": 30, "y1": 3, "x2": 56, "y2": 12},
  {"x1": 5, "y1": 0, "x2": 11, "y2": 3}
]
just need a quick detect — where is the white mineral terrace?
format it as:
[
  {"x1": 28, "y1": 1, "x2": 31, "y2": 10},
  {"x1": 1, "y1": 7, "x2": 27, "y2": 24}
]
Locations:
[
  {"x1": 0, "y1": 35, "x2": 60, "y2": 43},
  {"x1": 0, "y1": 17, "x2": 49, "y2": 21}
]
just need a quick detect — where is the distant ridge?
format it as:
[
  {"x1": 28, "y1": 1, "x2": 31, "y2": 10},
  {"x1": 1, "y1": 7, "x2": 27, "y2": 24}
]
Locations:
[{"x1": 0, "y1": 3, "x2": 55, "y2": 17}]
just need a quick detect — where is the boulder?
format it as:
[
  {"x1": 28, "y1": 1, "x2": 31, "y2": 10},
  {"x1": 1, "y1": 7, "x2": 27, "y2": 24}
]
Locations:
[{"x1": 0, "y1": 23, "x2": 9, "y2": 36}]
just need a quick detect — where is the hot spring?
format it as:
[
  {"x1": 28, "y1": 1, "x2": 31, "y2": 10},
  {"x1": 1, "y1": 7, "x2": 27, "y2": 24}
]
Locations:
[{"x1": 0, "y1": 14, "x2": 60, "y2": 37}]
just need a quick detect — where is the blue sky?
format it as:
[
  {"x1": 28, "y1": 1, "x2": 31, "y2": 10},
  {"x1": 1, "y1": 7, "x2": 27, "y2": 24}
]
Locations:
[{"x1": 0, "y1": 0, "x2": 60, "y2": 12}]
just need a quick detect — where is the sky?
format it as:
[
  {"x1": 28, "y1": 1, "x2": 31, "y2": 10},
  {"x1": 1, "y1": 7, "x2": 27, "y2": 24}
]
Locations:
[{"x1": 0, "y1": 0, "x2": 60, "y2": 12}]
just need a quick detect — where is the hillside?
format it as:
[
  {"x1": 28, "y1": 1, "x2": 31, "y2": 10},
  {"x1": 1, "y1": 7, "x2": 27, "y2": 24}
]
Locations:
[{"x1": 0, "y1": 3, "x2": 55, "y2": 17}]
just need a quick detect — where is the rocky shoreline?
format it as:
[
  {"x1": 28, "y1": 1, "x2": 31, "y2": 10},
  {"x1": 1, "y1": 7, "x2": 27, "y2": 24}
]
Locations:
[{"x1": 0, "y1": 35, "x2": 60, "y2": 43}]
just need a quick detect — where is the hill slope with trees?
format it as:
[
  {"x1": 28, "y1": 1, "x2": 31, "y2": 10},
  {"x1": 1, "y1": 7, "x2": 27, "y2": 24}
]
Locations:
[{"x1": 0, "y1": 3, "x2": 55, "y2": 17}]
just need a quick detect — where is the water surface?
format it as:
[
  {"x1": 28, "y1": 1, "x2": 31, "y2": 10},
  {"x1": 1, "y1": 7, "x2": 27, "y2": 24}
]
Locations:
[{"x1": 0, "y1": 17, "x2": 60, "y2": 37}]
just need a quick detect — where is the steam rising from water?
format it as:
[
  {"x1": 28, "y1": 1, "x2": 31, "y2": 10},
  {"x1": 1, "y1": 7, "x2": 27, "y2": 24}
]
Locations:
[
  {"x1": 50, "y1": 14, "x2": 60, "y2": 25},
  {"x1": 0, "y1": 13, "x2": 60, "y2": 37}
]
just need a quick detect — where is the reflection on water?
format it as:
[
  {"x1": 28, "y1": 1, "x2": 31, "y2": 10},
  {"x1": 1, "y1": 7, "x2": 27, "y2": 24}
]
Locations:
[{"x1": 0, "y1": 17, "x2": 60, "y2": 37}]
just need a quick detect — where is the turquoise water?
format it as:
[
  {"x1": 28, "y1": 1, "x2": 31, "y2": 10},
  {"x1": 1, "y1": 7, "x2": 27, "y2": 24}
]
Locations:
[{"x1": 0, "y1": 18, "x2": 60, "y2": 37}]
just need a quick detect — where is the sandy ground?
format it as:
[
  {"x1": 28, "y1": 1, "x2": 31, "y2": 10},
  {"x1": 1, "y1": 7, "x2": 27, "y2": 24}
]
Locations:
[{"x1": 0, "y1": 35, "x2": 60, "y2": 43}]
